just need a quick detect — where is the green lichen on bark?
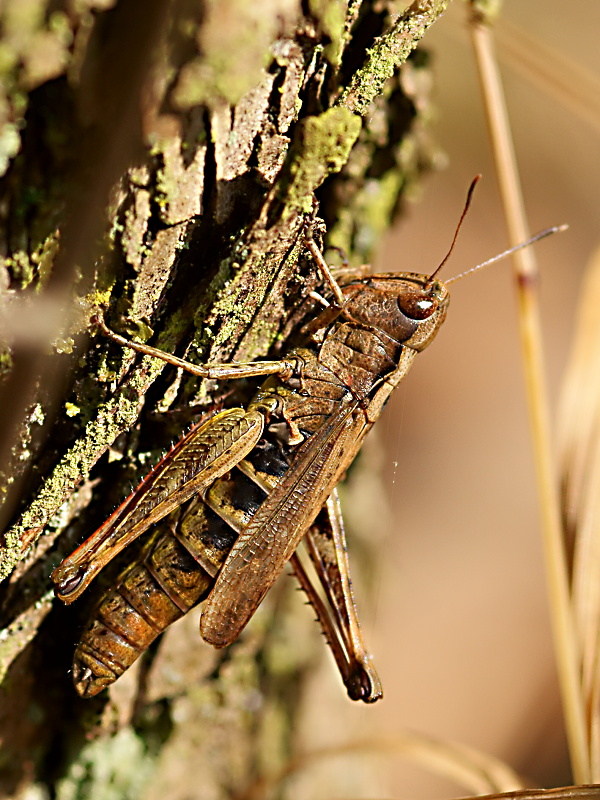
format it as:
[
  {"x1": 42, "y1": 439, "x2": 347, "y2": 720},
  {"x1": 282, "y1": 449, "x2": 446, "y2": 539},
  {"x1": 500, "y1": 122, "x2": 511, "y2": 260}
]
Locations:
[
  {"x1": 171, "y1": 0, "x2": 297, "y2": 109},
  {"x1": 339, "y1": 0, "x2": 449, "y2": 115},
  {"x1": 55, "y1": 728, "x2": 157, "y2": 800},
  {"x1": 308, "y1": 0, "x2": 347, "y2": 66},
  {"x1": 0, "y1": 357, "x2": 167, "y2": 581},
  {"x1": 278, "y1": 107, "x2": 362, "y2": 214}
]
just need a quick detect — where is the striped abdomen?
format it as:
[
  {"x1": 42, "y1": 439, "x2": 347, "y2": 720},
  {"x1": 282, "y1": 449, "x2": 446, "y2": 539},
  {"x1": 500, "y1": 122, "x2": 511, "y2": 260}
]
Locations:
[{"x1": 72, "y1": 444, "x2": 286, "y2": 697}]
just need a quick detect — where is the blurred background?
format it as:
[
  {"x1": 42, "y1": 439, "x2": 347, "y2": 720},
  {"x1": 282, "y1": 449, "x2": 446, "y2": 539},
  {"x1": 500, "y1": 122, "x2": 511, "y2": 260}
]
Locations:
[{"x1": 289, "y1": 2, "x2": 600, "y2": 797}]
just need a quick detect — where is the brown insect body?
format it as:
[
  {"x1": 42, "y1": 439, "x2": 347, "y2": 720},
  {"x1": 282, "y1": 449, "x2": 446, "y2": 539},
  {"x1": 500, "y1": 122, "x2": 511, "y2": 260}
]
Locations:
[{"x1": 52, "y1": 264, "x2": 450, "y2": 701}]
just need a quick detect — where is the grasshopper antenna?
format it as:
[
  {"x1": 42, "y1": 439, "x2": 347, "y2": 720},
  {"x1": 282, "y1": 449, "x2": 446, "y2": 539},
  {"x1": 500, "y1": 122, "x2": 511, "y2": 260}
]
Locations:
[
  {"x1": 445, "y1": 225, "x2": 569, "y2": 285},
  {"x1": 426, "y1": 174, "x2": 482, "y2": 286}
]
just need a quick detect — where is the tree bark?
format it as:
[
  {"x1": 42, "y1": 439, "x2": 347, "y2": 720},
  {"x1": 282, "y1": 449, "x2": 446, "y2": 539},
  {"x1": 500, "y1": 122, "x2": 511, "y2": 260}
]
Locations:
[{"x1": 0, "y1": 1, "x2": 447, "y2": 797}]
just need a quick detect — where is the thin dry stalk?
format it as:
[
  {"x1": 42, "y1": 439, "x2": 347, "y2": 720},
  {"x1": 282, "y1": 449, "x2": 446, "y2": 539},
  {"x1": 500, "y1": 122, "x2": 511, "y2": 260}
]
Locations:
[
  {"x1": 468, "y1": 2, "x2": 589, "y2": 783},
  {"x1": 454, "y1": 786, "x2": 600, "y2": 800},
  {"x1": 558, "y1": 253, "x2": 600, "y2": 560},
  {"x1": 557, "y1": 247, "x2": 600, "y2": 779}
]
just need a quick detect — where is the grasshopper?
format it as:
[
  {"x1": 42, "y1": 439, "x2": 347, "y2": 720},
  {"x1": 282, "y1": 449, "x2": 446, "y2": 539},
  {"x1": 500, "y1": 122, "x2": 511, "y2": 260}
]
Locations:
[{"x1": 52, "y1": 178, "x2": 560, "y2": 701}]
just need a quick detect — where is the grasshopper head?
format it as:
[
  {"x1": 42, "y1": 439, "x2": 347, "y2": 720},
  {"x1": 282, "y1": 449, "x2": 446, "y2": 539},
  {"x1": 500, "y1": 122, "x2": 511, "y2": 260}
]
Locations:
[
  {"x1": 341, "y1": 273, "x2": 450, "y2": 353},
  {"x1": 335, "y1": 174, "x2": 481, "y2": 351}
]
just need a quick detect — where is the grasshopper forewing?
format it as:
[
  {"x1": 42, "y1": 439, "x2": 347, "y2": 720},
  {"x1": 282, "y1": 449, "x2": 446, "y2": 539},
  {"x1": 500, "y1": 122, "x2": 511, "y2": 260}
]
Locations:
[
  {"x1": 53, "y1": 407, "x2": 266, "y2": 602},
  {"x1": 199, "y1": 401, "x2": 363, "y2": 646}
]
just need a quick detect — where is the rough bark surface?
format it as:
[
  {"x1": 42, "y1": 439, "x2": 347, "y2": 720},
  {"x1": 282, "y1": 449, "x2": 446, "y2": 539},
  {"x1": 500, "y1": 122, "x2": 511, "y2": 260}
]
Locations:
[{"x1": 0, "y1": 1, "x2": 447, "y2": 797}]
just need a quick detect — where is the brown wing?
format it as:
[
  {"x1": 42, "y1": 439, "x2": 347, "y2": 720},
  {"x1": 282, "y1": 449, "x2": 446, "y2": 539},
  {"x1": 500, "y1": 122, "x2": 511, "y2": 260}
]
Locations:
[
  {"x1": 53, "y1": 407, "x2": 265, "y2": 602},
  {"x1": 200, "y1": 402, "x2": 364, "y2": 647}
]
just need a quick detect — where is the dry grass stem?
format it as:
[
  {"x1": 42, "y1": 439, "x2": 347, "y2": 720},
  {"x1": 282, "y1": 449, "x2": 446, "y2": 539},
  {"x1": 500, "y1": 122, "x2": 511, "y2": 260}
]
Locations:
[
  {"x1": 557, "y1": 253, "x2": 600, "y2": 561},
  {"x1": 469, "y1": 5, "x2": 589, "y2": 783},
  {"x1": 454, "y1": 786, "x2": 600, "y2": 800},
  {"x1": 557, "y1": 247, "x2": 600, "y2": 779}
]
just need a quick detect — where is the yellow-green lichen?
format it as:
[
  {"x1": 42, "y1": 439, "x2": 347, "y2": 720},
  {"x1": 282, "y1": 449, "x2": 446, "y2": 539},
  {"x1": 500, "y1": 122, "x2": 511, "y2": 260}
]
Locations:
[
  {"x1": 328, "y1": 169, "x2": 404, "y2": 259},
  {"x1": 64, "y1": 402, "x2": 80, "y2": 417},
  {"x1": 85, "y1": 286, "x2": 114, "y2": 312},
  {"x1": 338, "y1": 0, "x2": 448, "y2": 116},
  {"x1": 309, "y1": 0, "x2": 346, "y2": 68},
  {"x1": 0, "y1": 358, "x2": 166, "y2": 581},
  {"x1": 0, "y1": 122, "x2": 21, "y2": 174},
  {"x1": 5, "y1": 251, "x2": 35, "y2": 289},
  {"x1": 172, "y1": 0, "x2": 279, "y2": 109},
  {"x1": 280, "y1": 107, "x2": 362, "y2": 214},
  {"x1": 195, "y1": 256, "x2": 271, "y2": 354},
  {"x1": 0, "y1": 350, "x2": 12, "y2": 379},
  {"x1": 32, "y1": 232, "x2": 60, "y2": 287},
  {"x1": 55, "y1": 728, "x2": 156, "y2": 800},
  {"x1": 28, "y1": 404, "x2": 44, "y2": 426},
  {"x1": 470, "y1": 0, "x2": 503, "y2": 24}
]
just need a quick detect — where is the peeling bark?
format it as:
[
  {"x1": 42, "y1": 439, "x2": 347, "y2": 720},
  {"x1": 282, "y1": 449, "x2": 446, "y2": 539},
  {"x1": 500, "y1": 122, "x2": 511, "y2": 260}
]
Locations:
[{"x1": 0, "y1": 1, "x2": 448, "y2": 797}]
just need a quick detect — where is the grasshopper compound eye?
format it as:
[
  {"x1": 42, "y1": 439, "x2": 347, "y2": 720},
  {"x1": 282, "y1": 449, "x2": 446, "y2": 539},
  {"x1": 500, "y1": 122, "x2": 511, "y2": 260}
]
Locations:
[{"x1": 397, "y1": 286, "x2": 439, "y2": 320}]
